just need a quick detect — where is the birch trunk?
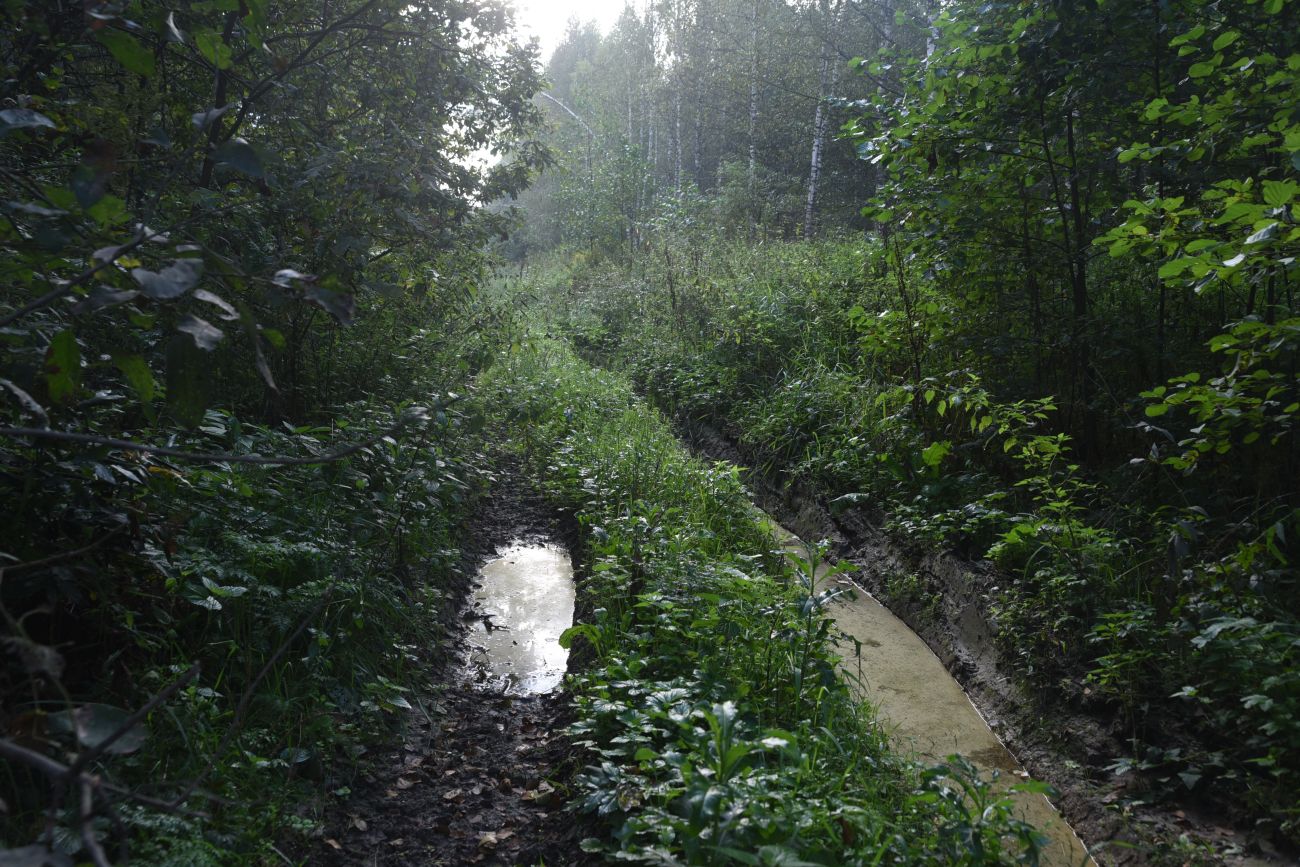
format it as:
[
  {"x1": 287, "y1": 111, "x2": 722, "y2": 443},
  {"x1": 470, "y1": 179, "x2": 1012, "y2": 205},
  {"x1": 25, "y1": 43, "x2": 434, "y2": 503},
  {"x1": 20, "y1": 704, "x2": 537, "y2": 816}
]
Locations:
[
  {"x1": 804, "y1": 1, "x2": 843, "y2": 240},
  {"x1": 675, "y1": 90, "x2": 683, "y2": 191}
]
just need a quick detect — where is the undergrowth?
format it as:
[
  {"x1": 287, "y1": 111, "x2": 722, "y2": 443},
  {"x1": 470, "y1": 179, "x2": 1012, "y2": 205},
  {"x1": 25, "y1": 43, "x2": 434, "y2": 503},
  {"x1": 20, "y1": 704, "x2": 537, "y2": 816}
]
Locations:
[
  {"x1": 2, "y1": 396, "x2": 486, "y2": 861},
  {"x1": 478, "y1": 339, "x2": 1050, "y2": 865},
  {"x1": 523, "y1": 237, "x2": 1300, "y2": 843}
]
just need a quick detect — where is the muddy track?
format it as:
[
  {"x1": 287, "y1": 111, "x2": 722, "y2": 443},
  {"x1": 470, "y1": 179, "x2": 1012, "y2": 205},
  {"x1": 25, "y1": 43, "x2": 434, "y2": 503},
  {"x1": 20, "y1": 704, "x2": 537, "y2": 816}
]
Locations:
[
  {"x1": 676, "y1": 417, "x2": 1286, "y2": 867},
  {"x1": 308, "y1": 460, "x2": 593, "y2": 866}
]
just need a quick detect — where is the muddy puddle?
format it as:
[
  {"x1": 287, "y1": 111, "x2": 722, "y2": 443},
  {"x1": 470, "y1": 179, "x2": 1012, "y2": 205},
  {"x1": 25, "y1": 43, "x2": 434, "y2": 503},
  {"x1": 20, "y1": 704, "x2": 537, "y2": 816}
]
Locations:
[
  {"x1": 464, "y1": 542, "x2": 575, "y2": 696},
  {"x1": 765, "y1": 518, "x2": 1095, "y2": 867}
]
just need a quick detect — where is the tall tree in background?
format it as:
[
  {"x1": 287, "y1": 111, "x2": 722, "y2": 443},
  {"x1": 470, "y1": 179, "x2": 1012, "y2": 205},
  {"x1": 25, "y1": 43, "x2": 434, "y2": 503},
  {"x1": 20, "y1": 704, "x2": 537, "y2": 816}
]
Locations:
[{"x1": 511, "y1": 0, "x2": 898, "y2": 255}]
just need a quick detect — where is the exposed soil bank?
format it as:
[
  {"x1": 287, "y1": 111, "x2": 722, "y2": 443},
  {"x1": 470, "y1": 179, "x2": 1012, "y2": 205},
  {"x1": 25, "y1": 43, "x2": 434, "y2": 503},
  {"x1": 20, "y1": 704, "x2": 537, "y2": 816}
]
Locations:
[
  {"x1": 680, "y1": 417, "x2": 1286, "y2": 866},
  {"x1": 310, "y1": 462, "x2": 590, "y2": 866},
  {"x1": 767, "y1": 519, "x2": 1094, "y2": 866}
]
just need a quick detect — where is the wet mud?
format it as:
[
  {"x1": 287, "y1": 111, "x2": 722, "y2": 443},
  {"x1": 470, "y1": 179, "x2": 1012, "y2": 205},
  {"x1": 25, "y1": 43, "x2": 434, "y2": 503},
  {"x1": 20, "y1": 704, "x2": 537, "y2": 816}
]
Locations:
[{"x1": 310, "y1": 460, "x2": 590, "y2": 866}]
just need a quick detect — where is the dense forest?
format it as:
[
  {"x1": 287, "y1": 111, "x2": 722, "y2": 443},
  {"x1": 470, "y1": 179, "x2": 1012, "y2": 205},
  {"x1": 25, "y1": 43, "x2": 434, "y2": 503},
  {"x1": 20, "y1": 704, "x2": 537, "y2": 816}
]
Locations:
[{"x1": 2, "y1": 0, "x2": 1298, "y2": 865}]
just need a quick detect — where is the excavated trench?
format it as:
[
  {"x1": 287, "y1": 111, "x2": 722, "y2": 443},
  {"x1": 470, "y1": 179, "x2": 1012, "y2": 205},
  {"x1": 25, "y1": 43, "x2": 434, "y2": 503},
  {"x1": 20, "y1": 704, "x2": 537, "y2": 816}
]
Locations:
[{"x1": 765, "y1": 518, "x2": 1095, "y2": 867}]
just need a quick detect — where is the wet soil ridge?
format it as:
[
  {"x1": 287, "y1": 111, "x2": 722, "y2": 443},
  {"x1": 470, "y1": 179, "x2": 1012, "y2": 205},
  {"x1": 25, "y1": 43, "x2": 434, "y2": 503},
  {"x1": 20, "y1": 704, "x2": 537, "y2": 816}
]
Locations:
[{"x1": 314, "y1": 465, "x2": 586, "y2": 866}]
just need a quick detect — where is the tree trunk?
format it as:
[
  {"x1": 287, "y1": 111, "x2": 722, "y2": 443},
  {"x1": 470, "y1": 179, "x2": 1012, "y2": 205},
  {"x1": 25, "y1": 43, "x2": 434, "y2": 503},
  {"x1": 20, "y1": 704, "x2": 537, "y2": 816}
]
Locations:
[
  {"x1": 675, "y1": 90, "x2": 683, "y2": 192},
  {"x1": 747, "y1": 0, "x2": 760, "y2": 193}
]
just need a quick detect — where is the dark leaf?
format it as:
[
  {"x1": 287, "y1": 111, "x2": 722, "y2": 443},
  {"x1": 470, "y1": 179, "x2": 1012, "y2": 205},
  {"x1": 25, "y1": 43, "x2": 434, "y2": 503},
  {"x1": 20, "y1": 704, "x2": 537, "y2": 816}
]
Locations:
[
  {"x1": 43, "y1": 330, "x2": 81, "y2": 404},
  {"x1": 0, "y1": 844, "x2": 73, "y2": 867},
  {"x1": 72, "y1": 285, "x2": 139, "y2": 314},
  {"x1": 164, "y1": 11, "x2": 187, "y2": 43},
  {"x1": 132, "y1": 259, "x2": 203, "y2": 299},
  {"x1": 0, "y1": 378, "x2": 49, "y2": 425},
  {"x1": 165, "y1": 334, "x2": 210, "y2": 428},
  {"x1": 177, "y1": 314, "x2": 224, "y2": 350},
  {"x1": 2, "y1": 200, "x2": 66, "y2": 218},
  {"x1": 212, "y1": 138, "x2": 264, "y2": 178},
  {"x1": 1245, "y1": 222, "x2": 1279, "y2": 245},
  {"x1": 142, "y1": 126, "x2": 171, "y2": 148},
  {"x1": 194, "y1": 288, "x2": 239, "y2": 320},
  {"x1": 191, "y1": 106, "x2": 229, "y2": 130},
  {"x1": 0, "y1": 108, "x2": 56, "y2": 131},
  {"x1": 1, "y1": 636, "x2": 64, "y2": 680},
  {"x1": 71, "y1": 164, "x2": 109, "y2": 210},
  {"x1": 273, "y1": 268, "x2": 311, "y2": 287},
  {"x1": 239, "y1": 305, "x2": 278, "y2": 392},
  {"x1": 58, "y1": 703, "x2": 148, "y2": 754},
  {"x1": 306, "y1": 286, "x2": 356, "y2": 326}
]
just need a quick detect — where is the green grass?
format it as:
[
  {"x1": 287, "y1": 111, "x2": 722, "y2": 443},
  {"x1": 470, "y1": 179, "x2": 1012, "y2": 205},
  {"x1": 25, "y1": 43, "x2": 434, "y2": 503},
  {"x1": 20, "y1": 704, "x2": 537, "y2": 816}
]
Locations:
[{"x1": 478, "y1": 338, "x2": 1048, "y2": 865}]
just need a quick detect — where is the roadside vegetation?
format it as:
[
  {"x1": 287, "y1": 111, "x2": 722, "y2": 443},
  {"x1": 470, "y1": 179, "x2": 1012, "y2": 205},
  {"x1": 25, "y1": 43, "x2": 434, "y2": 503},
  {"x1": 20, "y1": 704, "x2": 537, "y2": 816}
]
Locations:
[
  {"x1": 1, "y1": 0, "x2": 538, "y2": 860},
  {"x1": 4, "y1": 0, "x2": 1299, "y2": 862}
]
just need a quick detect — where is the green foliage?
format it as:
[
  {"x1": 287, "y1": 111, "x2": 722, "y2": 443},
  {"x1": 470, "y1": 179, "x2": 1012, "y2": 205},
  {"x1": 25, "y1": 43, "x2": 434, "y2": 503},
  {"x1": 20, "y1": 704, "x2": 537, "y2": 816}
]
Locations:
[
  {"x1": 1, "y1": 398, "x2": 486, "y2": 858},
  {"x1": 524, "y1": 220, "x2": 1300, "y2": 843},
  {"x1": 1, "y1": 0, "x2": 544, "y2": 858},
  {"x1": 478, "y1": 339, "x2": 1046, "y2": 864}
]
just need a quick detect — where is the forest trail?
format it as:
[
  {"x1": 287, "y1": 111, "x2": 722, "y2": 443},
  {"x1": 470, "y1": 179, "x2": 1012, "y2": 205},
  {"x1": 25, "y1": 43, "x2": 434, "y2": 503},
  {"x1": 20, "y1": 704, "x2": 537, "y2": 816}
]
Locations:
[
  {"x1": 312, "y1": 475, "x2": 587, "y2": 866},
  {"x1": 766, "y1": 519, "x2": 1096, "y2": 867}
]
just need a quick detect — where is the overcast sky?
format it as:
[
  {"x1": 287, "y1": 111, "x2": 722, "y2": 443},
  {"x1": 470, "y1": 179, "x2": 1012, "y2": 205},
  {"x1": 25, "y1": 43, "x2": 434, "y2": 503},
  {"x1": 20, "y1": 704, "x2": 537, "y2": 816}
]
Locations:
[{"x1": 510, "y1": 0, "x2": 624, "y2": 62}]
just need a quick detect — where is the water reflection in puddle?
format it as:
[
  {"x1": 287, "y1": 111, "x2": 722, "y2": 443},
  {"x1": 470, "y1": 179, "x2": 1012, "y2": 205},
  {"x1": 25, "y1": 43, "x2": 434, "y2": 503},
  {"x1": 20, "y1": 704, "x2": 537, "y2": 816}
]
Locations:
[{"x1": 466, "y1": 542, "x2": 575, "y2": 696}]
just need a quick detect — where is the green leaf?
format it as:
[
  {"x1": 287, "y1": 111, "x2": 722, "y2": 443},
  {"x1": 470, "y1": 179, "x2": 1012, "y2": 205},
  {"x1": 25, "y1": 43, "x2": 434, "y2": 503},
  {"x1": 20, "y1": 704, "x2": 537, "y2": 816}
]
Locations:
[
  {"x1": 43, "y1": 330, "x2": 81, "y2": 404},
  {"x1": 1261, "y1": 180, "x2": 1298, "y2": 208},
  {"x1": 97, "y1": 29, "x2": 156, "y2": 77},
  {"x1": 195, "y1": 30, "x2": 233, "y2": 70},
  {"x1": 1144, "y1": 403, "x2": 1170, "y2": 418},
  {"x1": 1211, "y1": 31, "x2": 1241, "y2": 51},
  {"x1": 112, "y1": 353, "x2": 156, "y2": 405},
  {"x1": 212, "y1": 139, "x2": 265, "y2": 178},
  {"x1": 1158, "y1": 258, "x2": 1193, "y2": 279},
  {"x1": 920, "y1": 440, "x2": 951, "y2": 468}
]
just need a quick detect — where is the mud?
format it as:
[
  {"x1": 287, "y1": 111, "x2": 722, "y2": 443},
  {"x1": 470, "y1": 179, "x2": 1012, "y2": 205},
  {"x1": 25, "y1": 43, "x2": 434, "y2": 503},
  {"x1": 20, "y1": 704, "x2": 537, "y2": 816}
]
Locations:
[{"x1": 309, "y1": 460, "x2": 591, "y2": 866}]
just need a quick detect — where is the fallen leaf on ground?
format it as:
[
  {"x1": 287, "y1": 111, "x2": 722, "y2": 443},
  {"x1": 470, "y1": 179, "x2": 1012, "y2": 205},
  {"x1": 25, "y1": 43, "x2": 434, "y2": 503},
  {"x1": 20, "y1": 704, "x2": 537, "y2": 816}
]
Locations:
[{"x1": 478, "y1": 829, "x2": 515, "y2": 849}]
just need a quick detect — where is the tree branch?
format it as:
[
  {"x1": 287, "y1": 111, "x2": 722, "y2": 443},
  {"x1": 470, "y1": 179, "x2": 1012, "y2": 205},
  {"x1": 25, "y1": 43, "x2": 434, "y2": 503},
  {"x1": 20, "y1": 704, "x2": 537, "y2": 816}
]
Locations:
[{"x1": 0, "y1": 416, "x2": 415, "y2": 467}]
